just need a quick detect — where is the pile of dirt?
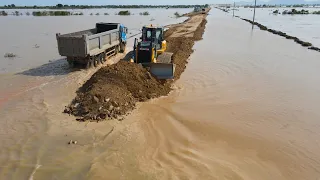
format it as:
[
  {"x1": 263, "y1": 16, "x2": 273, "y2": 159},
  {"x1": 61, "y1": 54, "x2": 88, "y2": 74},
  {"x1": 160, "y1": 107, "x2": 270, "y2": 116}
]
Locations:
[
  {"x1": 165, "y1": 18, "x2": 207, "y2": 80},
  {"x1": 64, "y1": 12, "x2": 209, "y2": 121},
  {"x1": 64, "y1": 61, "x2": 171, "y2": 121}
]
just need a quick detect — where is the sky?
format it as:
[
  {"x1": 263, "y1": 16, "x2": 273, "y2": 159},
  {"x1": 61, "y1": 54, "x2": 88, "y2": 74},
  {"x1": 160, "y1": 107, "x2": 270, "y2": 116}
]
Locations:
[{"x1": 0, "y1": 0, "x2": 318, "y2": 6}]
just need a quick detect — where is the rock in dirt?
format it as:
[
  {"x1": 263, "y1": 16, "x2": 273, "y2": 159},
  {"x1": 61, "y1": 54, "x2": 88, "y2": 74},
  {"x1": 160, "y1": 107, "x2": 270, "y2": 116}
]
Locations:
[
  {"x1": 108, "y1": 105, "x2": 114, "y2": 111},
  {"x1": 64, "y1": 106, "x2": 71, "y2": 114},
  {"x1": 93, "y1": 96, "x2": 100, "y2": 103}
]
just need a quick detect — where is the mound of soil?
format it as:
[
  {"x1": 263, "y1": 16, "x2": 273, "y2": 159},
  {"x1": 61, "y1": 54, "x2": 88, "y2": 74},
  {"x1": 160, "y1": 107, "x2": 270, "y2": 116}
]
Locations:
[
  {"x1": 65, "y1": 61, "x2": 171, "y2": 121},
  {"x1": 64, "y1": 12, "x2": 209, "y2": 121},
  {"x1": 165, "y1": 18, "x2": 207, "y2": 80}
]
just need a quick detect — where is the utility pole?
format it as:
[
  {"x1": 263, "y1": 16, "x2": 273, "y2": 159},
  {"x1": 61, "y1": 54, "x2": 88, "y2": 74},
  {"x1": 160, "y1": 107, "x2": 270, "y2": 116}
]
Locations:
[
  {"x1": 252, "y1": 0, "x2": 257, "y2": 29},
  {"x1": 225, "y1": 0, "x2": 227, "y2": 11},
  {"x1": 233, "y1": 2, "x2": 235, "y2": 17}
]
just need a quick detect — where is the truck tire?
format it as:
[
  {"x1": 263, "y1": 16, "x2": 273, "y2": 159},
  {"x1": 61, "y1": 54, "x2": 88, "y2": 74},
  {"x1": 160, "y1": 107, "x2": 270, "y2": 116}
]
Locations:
[
  {"x1": 115, "y1": 45, "x2": 119, "y2": 55},
  {"x1": 120, "y1": 42, "x2": 126, "y2": 53},
  {"x1": 93, "y1": 56, "x2": 100, "y2": 67},
  {"x1": 99, "y1": 53, "x2": 104, "y2": 64},
  {"x1": 86, "y1": 58, "x2": 93, "y2": 69},
  {"x1": 67, "y1": 57, "x2": 74, "y2": 68}
]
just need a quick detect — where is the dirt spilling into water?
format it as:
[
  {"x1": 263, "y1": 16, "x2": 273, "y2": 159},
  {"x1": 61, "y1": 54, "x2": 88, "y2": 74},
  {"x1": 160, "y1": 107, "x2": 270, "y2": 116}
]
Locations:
[{"x1": 64, "y1": 11, "x2": 209, "y2": 121}]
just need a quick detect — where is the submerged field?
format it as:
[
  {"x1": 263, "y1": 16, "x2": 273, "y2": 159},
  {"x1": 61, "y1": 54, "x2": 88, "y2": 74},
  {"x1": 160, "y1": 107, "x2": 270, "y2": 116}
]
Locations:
[
  {"x1": 0, "y1": 8, "x2": 191, "y2": 73},
  {"x1": 235, "y1": 7, "x2": 320, "y2": 47}
]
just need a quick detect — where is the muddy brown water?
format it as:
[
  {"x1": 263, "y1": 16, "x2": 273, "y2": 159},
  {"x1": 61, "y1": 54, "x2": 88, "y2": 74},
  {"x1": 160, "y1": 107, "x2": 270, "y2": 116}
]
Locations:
[
  {"x1": 0, "y1": 8, "x2": 189, "y2": 73},
  {"x1": 2, "y1": 8, "x2": 320, "y2": 179}
]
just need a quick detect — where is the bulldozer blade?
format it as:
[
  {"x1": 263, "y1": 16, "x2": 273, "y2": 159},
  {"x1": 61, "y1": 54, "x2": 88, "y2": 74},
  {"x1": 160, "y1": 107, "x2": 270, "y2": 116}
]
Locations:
[{"x1": 149, "y1": 63, "x2": 175, "y2": 79}]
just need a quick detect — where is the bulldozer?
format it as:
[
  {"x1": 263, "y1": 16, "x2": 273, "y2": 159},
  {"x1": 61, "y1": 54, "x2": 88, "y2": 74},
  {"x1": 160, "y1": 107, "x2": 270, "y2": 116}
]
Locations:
[{"x1": 131, "y1": 25, "x2": 175, "y2": 79}]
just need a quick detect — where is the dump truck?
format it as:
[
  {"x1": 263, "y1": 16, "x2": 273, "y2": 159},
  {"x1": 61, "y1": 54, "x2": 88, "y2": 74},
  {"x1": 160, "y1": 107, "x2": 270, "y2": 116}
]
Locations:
[
  {"x1": 56, "y1": 23, "x2": 128, "y2": 68},
  {"x1": 131, "y1": 25, "x2": 175, "y2": 79}
]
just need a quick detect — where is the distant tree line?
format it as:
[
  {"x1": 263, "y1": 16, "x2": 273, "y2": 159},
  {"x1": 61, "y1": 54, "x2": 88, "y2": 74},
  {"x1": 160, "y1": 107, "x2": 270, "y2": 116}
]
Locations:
[
  {"x1": 32, "y1": 11, "x2": 72, "y2": 16},
  {"x1": 0, "y1": 4, "x2": 210, "y2": 9},
  {"x1": 273, "y1": 9, "x2": 320, "y2": 15},
  {"x1": 0, "y1": 10, "x2": 84, "y2": 16},
  {"x1": 243, "y1": 4, "x2": 320, "y2": 8}
]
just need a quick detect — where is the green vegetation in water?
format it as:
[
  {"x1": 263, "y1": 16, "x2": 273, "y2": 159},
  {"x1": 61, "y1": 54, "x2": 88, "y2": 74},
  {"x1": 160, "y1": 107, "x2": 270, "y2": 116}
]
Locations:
[
  {"x1": 96, "y1": 13, "x2": 100, "y2": 15},
  {"x1": 4, "y1": 53, "x2": 17, "y2": 58},
  {"x1": 272, "y1": 10, "x2": 279, "y2": 14},
  {"x1": 72, "y1": 12, "x2": 84, "y2": 15},
  {"x1": 0, "y1": 11, "x2": 8, "y2": 16},
  {"x1": 90, "y1": 13, "x2": 93, "y2": 15},
  {"x1": 282, "y1": 9, "x2": 309, "y2": 15},
  {"x1": 12, "y1": 11, "x2": 20, "y2": 16},
  {"x1": 313, "y1": 11, "x2": 320, "y2": 14},
  {"x1": 244, "y1": 4, "x2": 308, "y2": 8},
  {"x1": 32, "y1": 11, "x2": 71, "y2": 16},
  {"x1": 118, "y1": 10, "x2": 131, "y2": 15},
  {"x1": 174, "y1": 12, "x2": 181, "y2": 18},
  {"x1": 26, "y1": 12, "x2": 30, "y2": 16},
  {"x1": 292, "y1": 4, "x2": 305, "y2": 7},
  {"x1": 104, "y1": 12, "x2": 109, "y2": 15},
  {"x1": 139, "y1": 11, "x2": 150, "y2": 15}
]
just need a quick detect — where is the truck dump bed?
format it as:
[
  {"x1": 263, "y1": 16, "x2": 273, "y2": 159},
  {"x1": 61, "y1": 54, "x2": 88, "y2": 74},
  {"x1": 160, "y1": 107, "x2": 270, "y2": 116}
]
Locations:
[{"x1": 56, "y1": 23, "x2": 121, "y2": 58}]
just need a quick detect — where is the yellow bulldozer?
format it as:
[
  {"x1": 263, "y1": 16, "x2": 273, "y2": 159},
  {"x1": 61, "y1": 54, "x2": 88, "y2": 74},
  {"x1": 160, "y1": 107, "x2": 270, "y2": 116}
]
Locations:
[{"x1": 131, "y1": 25, "x2": 175, "y2": 79}]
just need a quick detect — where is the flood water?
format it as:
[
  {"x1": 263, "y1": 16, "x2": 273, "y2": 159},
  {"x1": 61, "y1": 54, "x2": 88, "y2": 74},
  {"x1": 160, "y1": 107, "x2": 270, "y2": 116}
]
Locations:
[
  {"x1": 2, "y1": 8, "x2": 320, "y2": 180},
  {"x1": 0, "y1": 8, "x2": 190, "y2": 73},
  {"x1": 235, "y1": 7, "x2": 320, "y2": 47}
]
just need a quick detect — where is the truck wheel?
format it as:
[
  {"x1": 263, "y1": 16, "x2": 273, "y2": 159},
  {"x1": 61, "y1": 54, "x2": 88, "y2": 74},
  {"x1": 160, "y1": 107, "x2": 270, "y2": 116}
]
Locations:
[
  {"x1": 115, "y1": 45, "x2": 119, "y2": 55},
  {"x1": 120, "y1": 42, "x2": 126, "y2": 53},
  {"x1": 97, "y1": 56, "x2": 101, "y2": 65},
  {"x1": 103, "y1": 52, "x2": 107, "y2": 62},
  {"x1": 99, "y1": 54, "x2": 104, "y2": 64},
  {"x1": 67, "y1": 59, "x2": 74, "y2": 67},
  {"x1": 86, "y1": 57, "x2": 93, "y2": 69},
  {"x1": 67, "y1": 57, "x2": 74, "y2": 67},
  {"x1": 93, "y1": 56, "x2": 99, "y2": 67}
]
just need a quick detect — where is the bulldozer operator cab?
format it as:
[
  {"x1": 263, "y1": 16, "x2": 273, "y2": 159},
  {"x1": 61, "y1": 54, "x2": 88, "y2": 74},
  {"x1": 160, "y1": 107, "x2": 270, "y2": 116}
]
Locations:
[
  {"x1": 133, "y1": 25, "x2": 166, "y2": 64},
  {"x1": 141, "y1": 26, "x2": 164, "y2": 50}
]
